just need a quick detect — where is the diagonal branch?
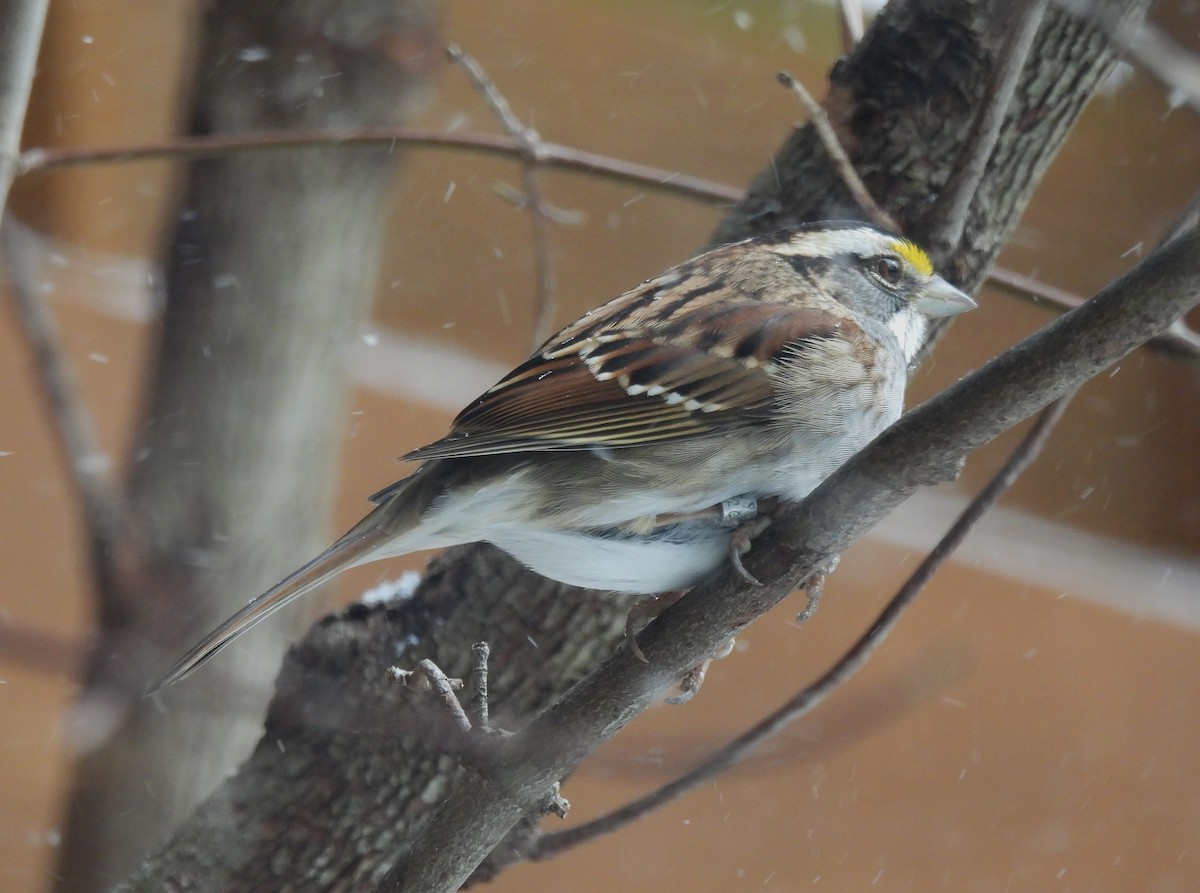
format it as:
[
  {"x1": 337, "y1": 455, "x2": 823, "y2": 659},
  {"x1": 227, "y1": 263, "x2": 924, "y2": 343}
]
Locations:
[
  {"x1": 926, "y1": 0, "x2": 1050, "y2": 257},
  {"x1": 3, "y1": 223, "x2": 136, "y2": 597},
  {"x1": 446, "y1": 45, "x2": 561, "y2": 349},
  {"x1": 0, "y1": 1, "x2": 135, "y2": 623},
  {"x1": 379, "y1": 221, "x2": 1200, "y2": 893},
  {"x1": 0, "y1": 0, "x2": 49, "y2": 211},
  {"x1": 527, "y1": 395, "x2": 1072, "y2": 861},
  {"x1": 777, "y1": 71, "x2": 897, "y2": 231}
]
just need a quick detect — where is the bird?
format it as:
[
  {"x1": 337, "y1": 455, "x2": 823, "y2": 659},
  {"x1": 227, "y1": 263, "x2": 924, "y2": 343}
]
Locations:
[{"x1": 149, "y1": 221, "x2": 974, "y2": 693}]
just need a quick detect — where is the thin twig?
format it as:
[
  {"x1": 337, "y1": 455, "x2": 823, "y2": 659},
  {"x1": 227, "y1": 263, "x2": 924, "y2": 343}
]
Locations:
[
  {"x1": 444, "y1": 46, "x2": 537, "y2": 160},
  {"x1": 0, "y1": 0, "x2": 50, "y2": 211},
  {"x1": 390, "y1": 661, "x2": 471, "y2": 734},
  {"x1": 0, "y1": 0, "x2": 132, "y2": 623},
  {"x1": 1098, "y1": 11, "x2": 1200, "y2": 114},
  {"x1": 520, "y1": 173, "x2": 559, "y2": 347},
  {"x1": 17, "y1": 128, "x2": 743, "y2": 205},
  {"x1": 469, "y1": 642, "x2": 490, "y2": 730},
  {"x1": 2, "y1": 224, "x2": 134, "y2": 578},
  {"x1": 836, "y1": 0, "x2": 865, "y2": 52},
  {"x1": 988, "y1": 265, "x2": 1089, "y2": 311},
  {"x1": 989, "y1": 265, "x2": 1200, "y2": 359},
  {"x1": 14, "y1": 117, "x2": 1200, "y2": 367},
  {"x1": 446, "y1": 45, "x2": 559, "y2": 349},
  {"x1": 927, "y1": 0, "x2": 1049, "y2": 257},
  {"x1": 527, "y1": 396, "x2": 1072, "y2": 861},
  {"x1": 776, "y1": 72, "x2": 898, "y2": 232}
]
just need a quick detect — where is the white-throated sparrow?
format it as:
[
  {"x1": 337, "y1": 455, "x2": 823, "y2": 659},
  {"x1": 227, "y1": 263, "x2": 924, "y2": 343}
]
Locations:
[{"x1": 151, "y1": 221, "x2": 973, "y2": 691}]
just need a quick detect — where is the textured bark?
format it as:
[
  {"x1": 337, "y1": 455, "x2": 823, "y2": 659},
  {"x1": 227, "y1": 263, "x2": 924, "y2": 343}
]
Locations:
[
  {"x1": 117, "y1": 0, "x2": 1152, "y2": 891},
  {"x1": 117, "y1": 546, "x2": 626, "y2": 892},
  {"x1": 53, "y1": 2, "x2": 439, "y2": 891},
  {"x1": 711, "y1": 0, "x2": 1138, "y2": 292}
]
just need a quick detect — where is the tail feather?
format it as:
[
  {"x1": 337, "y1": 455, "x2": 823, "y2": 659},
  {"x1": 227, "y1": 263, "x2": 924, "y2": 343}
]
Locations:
[{"x1": 147, "y1": 521, "x2": 392, "y2": 695}]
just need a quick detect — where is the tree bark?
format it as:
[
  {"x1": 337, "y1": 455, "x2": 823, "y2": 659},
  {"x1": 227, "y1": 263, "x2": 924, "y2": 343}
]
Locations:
[
  {"x1": 53, "y1": 3, "x2": 439, "y2": 891},
  {"x1": 116, "y1": 0, "x2": 1154, "y2": 890}
]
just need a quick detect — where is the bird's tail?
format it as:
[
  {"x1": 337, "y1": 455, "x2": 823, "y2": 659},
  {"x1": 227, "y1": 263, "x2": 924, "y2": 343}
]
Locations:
[{"x1": 147, "y1": 514, "x2": 396, "y2": 696}]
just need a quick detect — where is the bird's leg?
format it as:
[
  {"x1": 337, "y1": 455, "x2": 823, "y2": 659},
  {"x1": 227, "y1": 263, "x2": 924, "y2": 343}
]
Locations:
[
  {"x1": 727, "y1": 517, "x2": 772, "y2": 586},
  {"x1": 652, "y1": 493, "x2": 759, "y2": 528},
  {"x1": 650, "y1": 506, "x2": 720, "y2": 525},
  {"x1": 721, "y1": 495, "x2": 772, "y2": 587},
  {"x1": 625, "y1": 494, "x2": 763, "y2": 689},
  {"x1": 654, "y1": 493, "x2": 768, "y2": 586},
  {"x1": 626, "y1": 593, "x2": 736, "y2": 702}
]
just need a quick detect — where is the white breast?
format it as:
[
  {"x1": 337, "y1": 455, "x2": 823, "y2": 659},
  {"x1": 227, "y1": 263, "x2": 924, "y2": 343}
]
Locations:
[{"x1": 491, "y1": 523, "x2": 730, "y2": 594}]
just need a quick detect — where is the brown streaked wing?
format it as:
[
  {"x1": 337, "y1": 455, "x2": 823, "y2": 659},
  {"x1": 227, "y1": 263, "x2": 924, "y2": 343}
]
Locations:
[{"x1": 403, "y1": 300, "x2": 851, "y2": 461}]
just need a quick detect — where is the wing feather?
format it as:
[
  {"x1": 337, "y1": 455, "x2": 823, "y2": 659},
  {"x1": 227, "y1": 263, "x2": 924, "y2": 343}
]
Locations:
[{"x1": 404, "y1": 300, "x2": 851, "y2": 461}]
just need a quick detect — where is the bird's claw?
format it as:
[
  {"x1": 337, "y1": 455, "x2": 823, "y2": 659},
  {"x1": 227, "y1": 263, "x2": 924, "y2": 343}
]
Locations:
[
  {"x1": 625, "y1": 590, "x2": 686, "y2": 663},
  {"x1": 795, "y1": 555, "x2": 839, "y2": 624},
  {"x1": 729, "y1": 515, "x2": 773, "y2": 586}
]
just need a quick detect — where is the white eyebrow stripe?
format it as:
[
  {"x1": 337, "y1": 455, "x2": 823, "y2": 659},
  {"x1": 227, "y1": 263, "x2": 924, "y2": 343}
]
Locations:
[
  {"x1": 770, "y1": 229, "x2": 932, "y2": 276},
  {"x1": 770, "y1": 228, "x2": 887, "y2": 257}
]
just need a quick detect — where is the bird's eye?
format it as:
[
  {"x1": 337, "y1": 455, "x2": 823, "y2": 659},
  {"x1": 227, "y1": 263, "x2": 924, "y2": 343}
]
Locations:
[{"x1": 872, "y1": 256, "x2": 904, "y2": 286}]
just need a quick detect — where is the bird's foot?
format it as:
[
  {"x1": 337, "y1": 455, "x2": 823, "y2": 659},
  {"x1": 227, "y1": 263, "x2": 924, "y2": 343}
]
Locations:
[
  {"x1": 666, "y1": 637, "x2": 736, "y2": 704},
  {"x1": 729, "y1": 515, "x2": 773, "y2": 586},
  {"x1": 795, "y1": 555, "x2": 840, "y2": 624}
]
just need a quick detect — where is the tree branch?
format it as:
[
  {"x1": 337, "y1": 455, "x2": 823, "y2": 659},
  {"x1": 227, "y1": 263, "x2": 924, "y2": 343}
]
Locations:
[
  {"x1": 527, "y1": 396, "x2": 1072, "y2": 861},
  {"x1": 380, "y1": 223, "x2": 1200, "y2": 893},
  {"x1": 926, "y1": 0, "x2": 1049, "y2": 256},
  {"x1": 446, "y1": 45, "x2": 561, "y2": 348},
  {"x1": 0, "y1": 0, "x2": 48, "y2": 212},
  {"x1": 113, "y1": 1, "x2": 1162, "y2": 888},
  {"x1": 17, "y1": 128, "x2": 743, "y2": 205}
]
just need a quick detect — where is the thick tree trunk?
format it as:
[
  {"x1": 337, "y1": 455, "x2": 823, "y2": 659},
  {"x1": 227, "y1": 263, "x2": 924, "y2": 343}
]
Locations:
[
  {"x1": 116, "y1": 0, "x2": 1151, "y2": 890},
  {"x1": 53, "y1": 3, "x2": 438, "y2": 891}
]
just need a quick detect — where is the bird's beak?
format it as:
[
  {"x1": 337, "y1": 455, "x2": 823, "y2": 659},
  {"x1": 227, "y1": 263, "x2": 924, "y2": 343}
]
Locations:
[{"x1": 914, "y1": 279, "x2": 976, "y2": 318}]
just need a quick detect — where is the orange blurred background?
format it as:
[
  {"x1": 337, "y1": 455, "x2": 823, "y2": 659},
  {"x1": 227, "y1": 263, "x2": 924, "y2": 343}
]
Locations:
[{"x1": 3, "y1": 2, "x2": 1200, "y2": 891}]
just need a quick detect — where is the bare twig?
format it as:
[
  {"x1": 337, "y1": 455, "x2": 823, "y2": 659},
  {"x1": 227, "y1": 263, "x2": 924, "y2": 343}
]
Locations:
[
  {"x1": 989, "y1": 265, "x2": 1200, "y2": 359},
  {"x1": 0, "y1": 0, "x2": 133, "y2": 623},
  {"x1": 836, "y1": 0, "x2": 865, "y2": 52},
  {"x1": 390, "y1": 661, "x2": 471, "y2": 734},
  {"x1": 927, "y1": 0, "x2": 1050, "y2": 257},
  {"x1": 776, "y1": 72, "x2": 898, "y2": 232},
  {"x1": 21, "y1": 136, "x2": 1200, "y2": 366},
  {"x1": 1102, "y1": 12, "x2": 1200, "y2": 113},
  {"x1": 988, "y1": 265, "x2": 1090, "y2": 311},
  {"x1": 446, "y1": 45, "x2": 559, "y2": 349},
  {"x1": 527, "y1": 397, "x2": 1071, "y2": 861},
  {"x1": 2, "y1": 223, "x2": 135, "y2": 596},
  {"x1": 469, "y1": 642, "x2": 490, "y2": 730},
  {"x1": 0, "y1": 0, "x2": 49, "y2": 212},
  {"x1": 17, "y1": 129, "x2": 743, "y2": 205}
]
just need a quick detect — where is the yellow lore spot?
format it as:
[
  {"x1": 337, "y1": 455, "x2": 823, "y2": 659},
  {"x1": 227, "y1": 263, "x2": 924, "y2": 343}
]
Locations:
[{"x1": 890, "y1": 238, "x2": 934, "y2": 277}]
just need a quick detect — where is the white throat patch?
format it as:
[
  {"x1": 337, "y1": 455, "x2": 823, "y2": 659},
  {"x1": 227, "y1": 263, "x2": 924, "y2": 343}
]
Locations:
[{"x1": 888, "y1": 307, "x2": 929, "y2": 364}]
